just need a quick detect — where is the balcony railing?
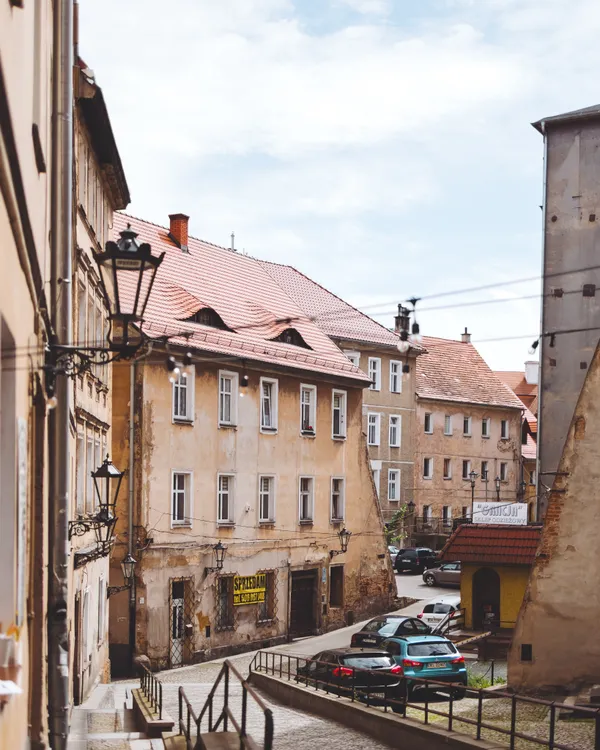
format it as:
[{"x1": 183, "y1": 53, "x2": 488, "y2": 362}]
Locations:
[{"x1": 412, "y1": 516, "x2": 457, "y2": 535}]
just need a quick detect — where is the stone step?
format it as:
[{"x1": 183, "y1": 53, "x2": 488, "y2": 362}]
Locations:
[{"x1": 198, "y1": 732, "x2": 243, "y2": 750}]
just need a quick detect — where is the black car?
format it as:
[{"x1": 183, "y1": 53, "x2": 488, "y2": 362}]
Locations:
[
  {"x1": 296, "y1": 648, "x2": 404, "y2": 707},
  {"x1": 351, "y1": 616, "x2": 432, "y2": 648},
  {"x1": 395, "y1": 547, "x2": 437, "y2": 574}
]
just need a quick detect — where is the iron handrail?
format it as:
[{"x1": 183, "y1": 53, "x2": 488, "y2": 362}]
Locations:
[
  {"x1": 179, "y1": 659, "x2": 273, "y2": 750},
  {"x1": 139, "y1": 662, "x2": 163, "y2": 720},
  {"x1": 250, "y1": 650, "x2": 600, "y2": 750}
]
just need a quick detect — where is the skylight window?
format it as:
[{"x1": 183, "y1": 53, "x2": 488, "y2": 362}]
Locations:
[
  {"x1": 271, "y1": 328, "x2": 311, "y2": 349},
  {"x1": 181, "y1": 307, "x2": 230, "y2": 330}
]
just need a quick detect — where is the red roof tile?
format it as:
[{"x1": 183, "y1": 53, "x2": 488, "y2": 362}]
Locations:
[
  {"x1": 440, "y1": 524, "x2": 541, "y2": 566},
  {"x1": 522, "y1": 433, "x2": 537, "y2": 460},
  {"x1": 113, "y1": 213, "x2": 371, "y2": 384},
  {"x1": 258, "y1": 260, "x2": 407, "y2": 349},
  {"x1": 416, "y1": 337, "x2": 524, "y2": 409},
  {"x1": 495, "y1": 371, "x2": 538, "y2": 402}
]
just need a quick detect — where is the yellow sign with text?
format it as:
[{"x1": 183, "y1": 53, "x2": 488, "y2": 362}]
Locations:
[{"x1": 233, "y1": 573, "x2": 266, "y2": 606}]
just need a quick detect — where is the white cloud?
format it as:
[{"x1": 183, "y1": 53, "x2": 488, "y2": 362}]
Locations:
[{"x1": 333, "y1": 0, "x2": 391, "y2": 15}]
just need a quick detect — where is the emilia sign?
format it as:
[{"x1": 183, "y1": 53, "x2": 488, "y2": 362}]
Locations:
[
  {"x1": 233, "y1": 573, "x2": 266, "y2": 606},
  {"x1": 473, "y1": 502, "x2": 528, "y2": 526}
]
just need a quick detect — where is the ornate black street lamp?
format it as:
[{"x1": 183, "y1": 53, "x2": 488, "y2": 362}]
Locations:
[
  {"x1": 330, "y1": 527, "x2": 352, "y2": 559},
  {"x1": 44, "y1": 225, "x2": 165, "y2": 396},
  {"x1": 205, "y1": 541, "x2": 228, "y2": 576},
  {"x1": 495, "y1": 475, "x2": 501, "y2": 502},
  {"x1": 108, "y1": 553, "x2": 137, "y2": 598},
  {"x1": 469, "y1": 470, "x2": 479, "y2": 520}
]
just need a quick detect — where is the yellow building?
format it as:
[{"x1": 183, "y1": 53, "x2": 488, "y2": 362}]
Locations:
[
  {"x1": 108, "y1": 212, "x2": 395, "y2": 671},
  {"x1": 440, "y1": 523, "x2": 541, "y2": 630}
]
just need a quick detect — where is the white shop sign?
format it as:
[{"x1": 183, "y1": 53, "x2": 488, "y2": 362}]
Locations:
[{"x1": 472, "y1": 501, "x2": 527, "y2": 526}]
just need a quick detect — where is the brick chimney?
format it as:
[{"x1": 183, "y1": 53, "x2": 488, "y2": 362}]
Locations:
[
  {"x1": 461, "y1": 327, "x2": 471, "y2": 343},
  {"x1": 169, "y1": 213, "x2": 189, "y2": 253}
]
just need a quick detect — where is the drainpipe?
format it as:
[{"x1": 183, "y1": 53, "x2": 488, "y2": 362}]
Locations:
[
  {"x1": 48, "y1": 0, "x2": 74, "y2": 747},
  {"x1": 536, "y1": 120, "x2": 548, "y2": 522},
  {"x1": 129, "y1": 362, "x2": 136, "y2": 673}
]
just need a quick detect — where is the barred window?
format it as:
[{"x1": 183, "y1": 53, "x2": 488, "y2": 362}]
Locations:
[
  {"x1": 258, "y1": 570, "x2": 276, "y2": 623},
  {"x1": 216, "y1": 576, "x2": 234, "y2": 630}
]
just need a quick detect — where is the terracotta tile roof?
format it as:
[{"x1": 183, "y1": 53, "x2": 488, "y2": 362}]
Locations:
[
  {"x1": 522, "y1": 433, "x2": 537, "y2": 460},
  {"x1": 258, "y1": 260, "x2": 408, "y2": 349},
  {"x1": 495, "y1": 371, "x2": 538, "y2": 401},
  {"x1": 523, "y1": 406, "x2": 537, "y2": 435},
  {"x1": 416, "y1": 337, "x2": 524, "y2": 409},
  {"x1": 113, "y1": 213, "x2": 371, "y2": 384},
  {"x1": 440, "y1": 524, "x2": 541, "y2": 566}
]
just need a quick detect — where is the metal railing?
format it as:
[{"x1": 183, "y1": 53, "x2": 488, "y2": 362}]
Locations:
[
  {"x1": 250, "y1": 650, "x2": 600, "y2": 750},
  {"x1": 139, "y1": 662, "x2": 163, "y2": 720},
  {"x1": 179, "y1": 658, "x2": 274, "y2": 750},
  {"x1": 413, "y1": 517, "x2": 455, "y2": 535},
  {"x1": 431, "y1": 607, "x2": 466, "y2": 635}
]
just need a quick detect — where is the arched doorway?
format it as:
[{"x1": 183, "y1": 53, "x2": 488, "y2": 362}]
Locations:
[{"x1": 472, "y1": 567, "x2": 500, "y2": 630}]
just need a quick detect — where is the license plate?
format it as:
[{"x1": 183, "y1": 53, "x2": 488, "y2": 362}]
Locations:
[
  {"x1": 371, "y1": 692, "x2": 386, "y2": 699},
  {"x1": 427, "y1": 662, "x2": 447, "y2": 669},
  {"x1": 361, "y1": 638, "x2": 377, "y2": 644}
]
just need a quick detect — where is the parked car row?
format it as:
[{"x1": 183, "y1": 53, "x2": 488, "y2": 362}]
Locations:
[{"x1": 298, "y1": 611, "x2": 468, "y2": 707}]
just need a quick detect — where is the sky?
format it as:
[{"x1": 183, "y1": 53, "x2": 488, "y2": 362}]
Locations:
[{"x1": 79, "y1": 0, "x2": 600, "y2": 370}]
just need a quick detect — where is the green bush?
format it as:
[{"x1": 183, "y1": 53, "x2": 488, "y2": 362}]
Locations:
[{"x1": 468, "y1": 673, "x2": 507, "y2": 689}]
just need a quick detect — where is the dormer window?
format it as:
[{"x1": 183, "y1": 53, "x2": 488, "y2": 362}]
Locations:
[
  {"x1": 271, "y1": 328, "x2": 311, "y2": 349},
  {"x1": 182, "y1": 307, "x2": 230, "y2": 331}
]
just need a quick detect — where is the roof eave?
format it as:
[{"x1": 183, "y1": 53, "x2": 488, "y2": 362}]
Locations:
[{"x1": 416, "y1": 394, "x2": 524, "y2": 411}]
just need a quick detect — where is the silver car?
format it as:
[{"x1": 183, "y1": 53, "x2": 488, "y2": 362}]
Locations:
[
  {"x1": 388, "y1": 546, "x2": 399, "y2": 565},
  {"x1": 423, "y1": 561, "x2": 461, "y2": 587}
]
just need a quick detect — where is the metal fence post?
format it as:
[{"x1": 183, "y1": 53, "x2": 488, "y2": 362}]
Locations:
[
  {"x1": 448, "y1": 690, "x2": 454, "y2": 732},
  {"x1": 595, "y1": 709, "x2": 600, "y2": 750},
  {"x1": 477, "y1": 690, "x2": 483, "y2": 740},
  {"x1": 223, "y1": 664, "x2": 230, "y2": 732},
  {"x1": 549, "y1": 703, "x2": 556, "y2": 750},
  {"x1": 491, "y1": 660, "x2": 495, "y2": 685},
  {"x1": 179, "y1": 688, "x2": 183, "y2": 735},
  {"x1": 510, "y1": 694, "x2": 517, "y2": 750}
]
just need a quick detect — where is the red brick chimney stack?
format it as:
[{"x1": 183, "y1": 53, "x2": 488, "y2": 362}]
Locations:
[
  {"x1": 169, "y1": 213, "x2": 189, "y2": 253},
  {"x1": 461, "y1": 327, "x2": 471, "y2": 343}
]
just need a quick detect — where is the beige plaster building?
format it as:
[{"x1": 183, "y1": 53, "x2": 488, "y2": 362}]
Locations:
[
  {"x1": 413, "y1": 334, "x2": 524, "y2": 546},
  {"x1": 69, "y1": 59, "x2": 130, "y2": 703},
  {"x1": 0, "y1": 1, "x2": 54, "y2": 747},
  {"x1": 252, "y1": 273, "x2": 420, "y2": 522},
  {"x1": 109, "y1": 212, "x2": 394, "y2": 669}
]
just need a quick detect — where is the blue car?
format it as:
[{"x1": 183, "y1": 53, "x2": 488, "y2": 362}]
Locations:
[{"x1": 381, "y1": 635, "x2": 468, "y2": 699}]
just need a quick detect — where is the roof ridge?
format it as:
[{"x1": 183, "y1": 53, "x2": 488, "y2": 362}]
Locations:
[{"x1": 260, "y1": 259, "x2": 400, "y2": 341}]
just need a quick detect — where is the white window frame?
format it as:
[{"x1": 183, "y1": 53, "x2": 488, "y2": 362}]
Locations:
[
  {"x1": 367, "y1": 413, "x2": 381, "y2": 446},
  {"x1": 82, "y1": 588, "x2": 90, "y2": 667},
  {"x1": 481, "y1": 417, "x2": 490, "y2": 438},
  {"x1": 387, "y1": 470, "x2": 400, "y2": 502},
  {"x1": 98, "y1": 577, "x2": 106, "y2": 645},
  {"x1": 86, "y1": 435, "x2": 94, "y2": 513},
  {"x1": 463, "y1": 416, "x2": 472, "y2": 436},
  {"x1": 423, "y1": 505, "x2": 432, "y2": 521},
  {"x1": 424, "y1": 412, "x2": 433, "y2": 434},
  {"x1": 423, "y1": 457, "x2": 433, "y2": 480},
  {"x1": 300, "y1": 384, "x2": 317, "y2": 435},
  {"x1": 500, "y1": 462, "x2": 508, "y2": 482},
  {"x1": 330, "y1": 477, "x2": 345, "y2": 521},
  {"x1": 501, "y1": 419, "x2": 509, "y2": 440},
  {"x1": 218, "y1": 370, "x2": 238, "y2": 427},
  {"x1": 299, "y1": 476, "x2": 315, "y2": 523},
  {"x1": 444, "y1": 415, "x2": 452, "y2": 436},
  {"x1": 389, "y1": 415, "x2": 401, "y2": 448},
  {"x1": 442, "y1": 505, "x2": 453, "y2": 524},
  {"x1": 481, "y1": 461, "x2": 488, "y2": 481},
  {"x1": 462, "y1": 459, "x2": 471, "y2": 480},
  {"x1": 443, "y1": 458, "x2": 452, "y2": 480},
  {"x1": 217, "y1": 473, "x2": 235, "y2": 525},
  {"x1": 76, "y1": 431, "x2": 85, "y2": 514},
  {"x1": 332, "y1": 389, "x2": 347, "y2": 439},
  {"x1": 173, "y1": 366, "x2": 195, "y2": 423},
  {"x1": 258, "y1": 475, "x2": 275, "y2": 523},
  {"x1": 368, "y1": 357, "x2": 381, "y2": 391},
  {"x1": 372, "y1": 468, "x2": 381, "y2": 497},
  {"x1": 343, "y1": 351, "x2": 361, "y2": 367},
  {"x1": 260, "y1": 377, "x2": 279, "y2": 433},
  {"x1": 171, "y1": 471, "x2": 193, "y2": 527},
  {"x1": 389, "y1": 360, "x2": 402, "y2": 393}
]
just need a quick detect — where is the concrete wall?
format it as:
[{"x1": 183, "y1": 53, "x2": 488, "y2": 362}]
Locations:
[
  {"x1": 414, "y1": 399, "x2": 522, "y2": 518},
  {"x1": 110, "y1": 357, "x2": 394, "y2": 668},
  {"x1": 538, "y1": 118, "x2": 600, "y2": 516},
  {"x1": 509, "y1": 339, "x2": 600, "y2": 691},
  {"x1": 461, "y1": 564, "x2": 530, "y2": 630},
  {"x1": 340, "y1": 343, "x2": 417, "y2": 521},
  {"x1": 0, "y1": 1, "x2": 53, "y2": 747}
]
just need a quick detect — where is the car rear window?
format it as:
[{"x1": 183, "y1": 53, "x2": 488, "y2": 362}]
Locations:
[
  {"x1": 417, "y1": 550, "x2": 432, "y2": 558},
  {"x1": 422, "y1": 604, "x2": 434, "y2": 613},
  {"x1": 343, "y1": 656, "x2": 394, "y2": 669},
  {"x1": 362, "y1": 619, "x2": 391, "y2": 632},
  {"x1": 433, "y1": 603, "x2": 455, "y2": 614},
  {"x1": 407, "y1": 642, "x2": 457, "y2": 656}
]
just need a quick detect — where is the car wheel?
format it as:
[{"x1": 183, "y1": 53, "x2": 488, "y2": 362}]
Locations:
[
  {"x1": 424, "y1": 574, "x2": 436, "y2": 586},
  {"x1": 453, "y1": 688, "x2": 466, "y2": 700}
]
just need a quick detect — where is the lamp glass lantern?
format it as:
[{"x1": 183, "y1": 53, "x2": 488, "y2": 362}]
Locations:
[
  {"x1": 121, "y1": 553, "x2": 137, "y2": 584},
  {"x1": 407, "y1": 500, "x2": 416, "y2": 514},
  {"x1": 93, "y1": 225, "x2": 164, "y2": 354},
  {"x1": 338, "y1": 527, "x2": 352, "y2": 554},
  {"x1": 469, "y1": 470, "x2": 478, "y2": 487},
  {"x1": 214, "y1": 541, "x2": 227, "y2": 571},
  {"x1": 92, "y1": 456, "x2": 125, "y2": 523}
]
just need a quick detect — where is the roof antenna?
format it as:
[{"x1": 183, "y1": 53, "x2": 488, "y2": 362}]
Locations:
[{"x1": 231, "y1": 232, "x2": 235, "y2": 252}]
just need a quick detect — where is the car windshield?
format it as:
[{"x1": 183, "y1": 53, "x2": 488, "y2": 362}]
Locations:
[
  {"x1": 389, "y1": 546, "x2": 399, "y2": 554},
  {"x1": 418, "y1": 550, "x2": 433, "y2": 557},
  {"x1": 343, "y1": 656, "x2": 394, "y2": 669},
  {"x1": 407, "y1": 642, "x2": 457, "y2": 656},
  {"x1": 362, "y1": 619, "x2": 400, "y2": 633}
]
